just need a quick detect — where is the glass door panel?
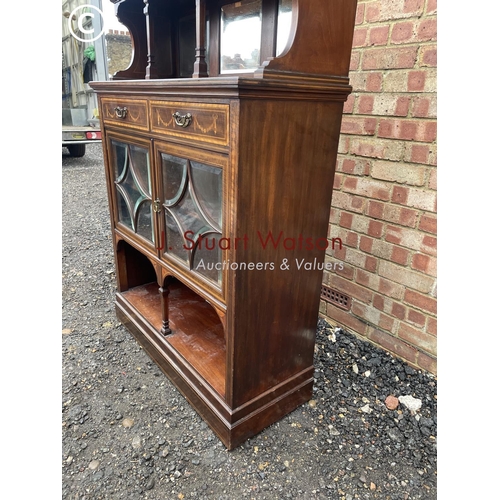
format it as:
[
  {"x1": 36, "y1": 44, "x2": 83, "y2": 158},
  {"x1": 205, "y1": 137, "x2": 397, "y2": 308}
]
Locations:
[
  {"x1": 159, "y1": 151, "x2": 223, "y2": 286},
  {"x1": 111, "y1": 139, "x2": 154, "y2": 244}
]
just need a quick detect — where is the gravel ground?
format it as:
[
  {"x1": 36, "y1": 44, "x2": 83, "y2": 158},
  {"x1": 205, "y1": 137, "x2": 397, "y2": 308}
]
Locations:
[{"x1": 62, "y1": 144, "x2": 437, "y2": 499}]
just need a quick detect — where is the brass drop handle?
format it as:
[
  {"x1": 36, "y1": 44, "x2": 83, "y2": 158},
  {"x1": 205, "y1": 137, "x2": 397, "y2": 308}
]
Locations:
[
  {"x1": 153, "y1": 198, "x2": 162, "y2": 213},
  {"x1": 114, "y1": 106, "x2": 128, "y2": 119},
  {"x1": 172, "y1": 111, "x2": 192, "y2": 128}
]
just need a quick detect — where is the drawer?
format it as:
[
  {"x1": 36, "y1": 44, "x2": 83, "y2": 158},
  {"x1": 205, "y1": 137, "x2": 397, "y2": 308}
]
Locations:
[
  {"x1": 150, "y1": 101, "x2": 229, "y2": 147},
  {"x1": 101, "y1": 98, "x2": 149, "y2": 131}
]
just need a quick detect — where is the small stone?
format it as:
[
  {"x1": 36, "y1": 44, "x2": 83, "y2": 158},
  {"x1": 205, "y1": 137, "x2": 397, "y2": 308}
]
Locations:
[
  {"x1": 370, "y1": 482, "x2": 376, "y2": 491},
  {"x1": 352, "y1": 363, "x2": 359, "y2": 374},
  {"x1": 62, "y1": 329, "x2": 72, "y2": 335},
  {"x1": 145, "y1": 477, "x2": 155, "y2": 490},
  {"x1": 132, "y1": 436, "x2": 142, "y2": 449},
  {"x1": 309, "y1": 400, "x2": 317, "y2": 408},
  {"x1": 161, "y1": 448, "x2": 170, "y2": 457},
  {"x1": 88, "y1": 460, "x2": 100, "y2": 470},
  {"x1": 364, "y1": 370, "x2": 371, "y2": 377},
  {"x1": 360, "y1": 404, "x2": 372, "y2": 414},
  {"x1": 66, "y1": 456, "x2": 73, "y2": 465},
  {"x1": 399, "y1": 395, "x2": 422, "y2": 412},
  {"x1": 122, "y1": 418, "x2": 135, "y2": 428},
  {"x1": 385, "y1": 395, "x2": 399, "y2": 410}
]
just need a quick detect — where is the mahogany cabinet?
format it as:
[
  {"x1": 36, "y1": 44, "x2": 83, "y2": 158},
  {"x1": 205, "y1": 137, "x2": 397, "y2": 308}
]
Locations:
[{"x1": 91, "y1": 0, "x2": 357, "y2": 449}]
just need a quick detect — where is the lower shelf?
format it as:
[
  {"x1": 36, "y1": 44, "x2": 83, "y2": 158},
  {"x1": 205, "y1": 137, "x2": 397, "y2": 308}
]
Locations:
[
  {"x1": 121, "y1": 280, "x2": 226, "y2": 397},
  {"x1": 115, "y1": 280, "x2": 315, "y2": 450}
]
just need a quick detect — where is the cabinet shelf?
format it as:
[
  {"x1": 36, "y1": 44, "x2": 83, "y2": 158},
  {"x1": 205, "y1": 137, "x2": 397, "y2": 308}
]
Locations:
[{"x1": 121, "y1": 280, "x2": 226, "y2": 396}]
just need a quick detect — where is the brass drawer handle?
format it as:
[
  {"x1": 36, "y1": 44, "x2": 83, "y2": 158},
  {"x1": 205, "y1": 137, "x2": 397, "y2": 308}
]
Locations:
[
  {"x1": 114, "y1": 106, "x2": 128, "y2": 119},
  {"x1": 172, "y1": 111, "x2": 192, "y2": 128}
]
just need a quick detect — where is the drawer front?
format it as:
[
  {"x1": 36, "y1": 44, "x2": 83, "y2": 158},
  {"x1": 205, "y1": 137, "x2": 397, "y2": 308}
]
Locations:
[
  {"x1": 150, "y1": 101, "x2": 229, "y2": 146},
  {"x1": 101, "y1": 98, "x2": 149, "y2": 131}
]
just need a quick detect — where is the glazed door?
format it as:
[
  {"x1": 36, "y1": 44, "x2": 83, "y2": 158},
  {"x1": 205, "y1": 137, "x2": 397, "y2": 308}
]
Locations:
[
  {"x1": 106, "y1": 133, "x2": 159, "y2": 253},
  {"x1": 154, "y1": 140, "x2": 227, "y2": 295}
]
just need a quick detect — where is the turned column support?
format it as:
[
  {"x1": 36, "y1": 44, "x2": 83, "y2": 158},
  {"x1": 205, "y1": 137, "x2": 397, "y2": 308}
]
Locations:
[
  {"x1": 159, "y1": 286, "x2": 172, "y2": 335},
  {"x1": 143, "y1": 0, "x2": 158, "y2": 79},
  {"x1": 192, "y1": 0, "x2": 208, "y2": 78}
]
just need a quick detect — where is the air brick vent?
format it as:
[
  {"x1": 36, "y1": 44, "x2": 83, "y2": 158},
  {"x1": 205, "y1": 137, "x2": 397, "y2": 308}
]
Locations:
[{"x1": 320, "y1": 285, "x2": 351, "y2": 310}]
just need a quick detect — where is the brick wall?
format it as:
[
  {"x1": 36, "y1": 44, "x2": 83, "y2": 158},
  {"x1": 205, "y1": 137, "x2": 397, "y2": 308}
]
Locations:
[{"x1": 321, "y1": 0, "x2": 437, "y2": 374}]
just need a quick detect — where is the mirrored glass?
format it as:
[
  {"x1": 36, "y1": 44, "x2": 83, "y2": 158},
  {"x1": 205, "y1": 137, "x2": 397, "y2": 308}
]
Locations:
[
  {"x1": 277, "y1": 0, "x2": 293, "y2": 56},
  {"x1": 220, "y1": 0, "x2": 262, "y2": 73}
]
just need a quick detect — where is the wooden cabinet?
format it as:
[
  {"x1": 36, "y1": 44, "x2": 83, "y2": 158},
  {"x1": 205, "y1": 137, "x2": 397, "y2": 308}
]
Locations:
[{"x1": 91, "y1": 0, "x2": 357, "y2": 449}]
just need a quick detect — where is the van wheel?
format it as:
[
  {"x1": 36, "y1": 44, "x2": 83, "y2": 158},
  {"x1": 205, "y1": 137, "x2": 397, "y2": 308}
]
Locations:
[{"x1": 68, "y1": 144, "x2": 86, "y2": 157}]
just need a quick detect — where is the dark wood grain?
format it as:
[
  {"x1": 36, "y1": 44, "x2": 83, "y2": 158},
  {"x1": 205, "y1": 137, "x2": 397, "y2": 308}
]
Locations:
[{"x1": 92, "y1": 0, "x2": 357, "y2": 449}]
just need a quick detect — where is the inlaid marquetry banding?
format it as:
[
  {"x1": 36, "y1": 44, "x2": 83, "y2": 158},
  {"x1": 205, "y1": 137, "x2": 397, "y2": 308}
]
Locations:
[{"x1": 150, "y1": 101, "x2": 229, "y2": 146}]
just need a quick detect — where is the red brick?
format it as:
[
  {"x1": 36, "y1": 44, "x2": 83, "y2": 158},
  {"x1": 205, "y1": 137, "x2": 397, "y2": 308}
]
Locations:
[
  {"x1": 395, "y1": 97, "x2": 411, "y2": 116},
  {"x1": 367, "y1": 200, "x2": 384, "y2": 219},
  {"x1": 403, "y1": 0, "x2": 425, "y2": 16},
  {"x1": 391, "y1": 302, "x2": 406, "y2": 320},
  {"x1": 373, "y1": 294, "x2": 385, "y2": 311},
  {"x1": 379, "y1": 312, "x2": 395, "y2": 332},
  {"x1": 341, "y1": 117, "x2": 377, "y2": 135},
  {"x1": 327, "y1": 304, "x2": 368, "y2": 335},
  {"x1": 360, "y1": 235, "x2": 373, "y2": 253},
  {"x1": 417, "y1": 19, "x2": 437, "y2": 42},
  {"x1": 335, "y1": 261, "x2": 354, "y2": 280},
  {"x1": 398, "y1": 323, "x2": 437, "y2": 356},
  {"x1": 367, "y1": 72, "x2": 383, "y2": 91},
  {"x1": 368, "y1": 220, "x2": 384, "y2": 238},
  {"x1": 426, "y1": 317, "x2": 437, "y2": 336},
  {"x1": 422, "y1": 235, "x2": 437, "y2": 255},
  {"x1": 379, "y1": 119, "x2": 418, "y2": 141},
  {"x1": 362, "y1": 47, "x2": 418, "y2": 70},
  {"x1": 338, "y1": 136, "x2": 350, "y2": 154},
  {"x1": 419, "y1": 214, "x2": 437, "y2": 234},
  {"x1": 353, "y1": 27, "x2": 368, "y2": 47},
  {"x1": 335, "y1": 275, "x2": 374, "y2": 304},
  {"x1": 367, "y1": 328, "x2": 418, "y2": 365},
  {"x1": 424, "y1": 121, "x2": 437, "y2": 142},
  {"x1": 408, "y1": 71, "x2": 426, "y2": 92},
  {"x1": 391, "y1": 246, "x2": 409, "y2": 265},
  {"x1": 392, "y1": 186, "x2": 409, "y2": 205},
  {"x1": 411, "y1": 253, "x2": 430, "y2": 272},
  {"x1": 351, "y1": 196, "x2": 365, "y2": 211},
  {"x1": 355, "y1": 2, "x2": 365, "y2": 25},
  {"x1": 350, "y1": 50, "x2": 361, "y2": 71},
  {"x1": 369, "y1": 25, "x2": 390, "y2": 46},
  {"x1": 391, "y1": 21, "x2": 414, "y2": 43},
  {"x1": 408, "y1": 308, "x2": 426, "y2": 326},
  {"x1": 417, "y1": 352, "x2": 436, "y2": 375},
  {"x1": 339, "y1": 212, "x2": 353, "y2": 229},
  {"x1": 346, "y1": 231, "x2": 359, "y2": 248},
  {"x1": 421, "y1": 46, "x2": 437, "y2": 67},
  {"x1": 341, "y1": 159, "x2": 356, "y2": 174},
  {"x1": 333, "y1": 173, "x2": 342, "y2": 190},
  {"x1": 365, "y1": 3, "x2": 381, "y2": 22},
  {"x1": 343, "y1": 176, "x2": 357, "y2": 191},
  {"x1": 410, "y1": 144, "x2": 430, "y2": 163},
  {"x1": 412, "y1": 98, "x2": 428, "y2": 118},
  {"x1": 343, "y1": 94, "x2": 355, "y2": 114},
  {"x1": 358, "y1": 95, "x2": 374, "y2": 114},
  {"x1": 428, "y1": 169, "x2": 437, "y2": 190},
  {"x1": 404, "y1": 289, "x2": 437, "y2": 314},
  {"x1": 426, "y1": 0, "x2": 437, "y2": 14},
  {"x1": 343, "y1": 177, "x2": 391, "y2": 201},
  {"x1": 365, "y1": 256, "x2": 378, "y2": 272},
  {"x1": 383, "y1": 205, "x2": 418, "y2": 228}
]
